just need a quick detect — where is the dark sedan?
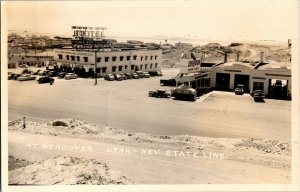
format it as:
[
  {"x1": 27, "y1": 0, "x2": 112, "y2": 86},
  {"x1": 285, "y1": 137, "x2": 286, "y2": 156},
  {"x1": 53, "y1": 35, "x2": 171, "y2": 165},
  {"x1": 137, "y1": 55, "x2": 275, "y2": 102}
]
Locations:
[{"x1": 37, "y1": 76, "x2": 54, "y2": 84}]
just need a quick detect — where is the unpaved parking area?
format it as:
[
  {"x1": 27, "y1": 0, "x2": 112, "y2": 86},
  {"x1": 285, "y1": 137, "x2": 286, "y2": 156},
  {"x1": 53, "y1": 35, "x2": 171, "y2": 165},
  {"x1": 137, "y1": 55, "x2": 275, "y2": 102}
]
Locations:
[{"x1": 7, "y1": 68, "x2": 291, "y2": 139}]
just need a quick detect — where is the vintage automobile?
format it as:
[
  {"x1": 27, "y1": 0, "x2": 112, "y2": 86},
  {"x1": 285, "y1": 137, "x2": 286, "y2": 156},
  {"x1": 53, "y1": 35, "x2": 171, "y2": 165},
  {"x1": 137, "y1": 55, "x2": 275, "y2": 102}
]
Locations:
[
  {"x1": 104, "y1": 74, "x2": 115, "y2": 81},
  {"x1": 234, "y1": 84, "x2": 244, "y2": 95},
  {"x1": 149, "y1": 71, "x2": 163, "y2": 76},
  {"x1": 9, "y1": 73, "x2": 22, "y2": 80},
  {"x1": 38, "y1": 70, "x2": 50, "y2": 76},
  {"x1": 171, "y1": 86, "x2": 197, "y2": 101},
  {"x1": 160, "y1": 78, "x2": 176, "y2": 86},
  {"x1": 64, "y1": 73, "x2": 78, "y2": 80},
  {"x1": 119, "y1": 73, "x2": 127, "y2": 80},
  {"x1": 143, "y1": 72, "x2": 151, "y2": 78},
  {"x1": 132, "y1": 73, "x2": 140, "y2": 79},
  {"x1": 47, "y1": 71, "x2": 59, "y2": 77},
  {"x1": 252, "y1": 90, "x2": 265, "y2": 102},
  {"x1": 17, "y1": 74, "x2": 36, "y2": 81},
  {"x1": 148, "y1": 89, "x2": 171, "y2": 98},
  {"x1": 8, "y1": 72, "x2": 15, "y2": 80},
  {"x1": 125, "y1": 73, "x2": 132, "y2": 79},
  {"x1": 57, "y1": 72, "x2": 67, "y2": 79},
  {"x1": 136, "y1": 71, "x2": 145, "y2": 78},
  {"x1": 114, "y1": 74, "x2": 123, "y2": 81},
  {"x1": 37, "y1": 76, "x2": 54, "y2": 84}
]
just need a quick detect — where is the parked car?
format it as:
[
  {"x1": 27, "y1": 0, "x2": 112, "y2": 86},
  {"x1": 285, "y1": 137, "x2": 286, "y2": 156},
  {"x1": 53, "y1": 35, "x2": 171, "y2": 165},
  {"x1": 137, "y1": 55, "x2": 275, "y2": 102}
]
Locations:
[
  {"x1": 149, "y1": 71, "x2": 163, "y2": 76},
  {"x1": 8, "y1": 72, "x2": 15, "y2": 80},
  {"x1": 160, "y1": 78, "x2": 176, "y2": 86},
  {"x1": 235, "y1": 84, "x2": 244, "y2": 95},
  {"x1": 143, "y1": 72, "x2": 151, "y2": 78},
  {"x1": 104, "y1": 74, "x2": 115, "y2": 81},
  {"x1": 37, "y1": 76, "x2": 54, "y2": 84},
  {"x1": 21, "y1": 69, "x2": 33, "y2": 74},
  {"x1": 57, "y1": 72, "x2": 67, "y2": 79},
  {"x1": 38, "y1": 70, "x2": 50, "y2": 76},
  {"x1": 114, "y1": 74, "x2": 123, "y2": 81},
  {"x1": 171, "y1": 86, "x2": 197, "y2": 101},
  {"x1": 132, "y1": 73, "x2": 140, "y2": 79},
  {"x1": 120, "y1": 73, "x2": 127, "y2": 80},
  {"x1": 136, "y1": 71, "x2": 145, "y2": 78},
  {"x1": 125, "y1": 73, "x2": 132, "y2": 79},
  {"x1": 252, "y1": 90, "x2": 265, "y2": 102},
  {"x1": 64, "y1": 73, "x2": 78, "y2": 80},
  {"x1": 48, "y1": 71, "x2": 59, "y2": 77},
  {"x1": 10, "y1": 73, "x2": 22, "y2": 80},
  {"x1": 17, "y1": 74, "x2": 36, "y2": 81},
  {"x1": 149, "y1": 89, "x2": 171, "y2": 98}
]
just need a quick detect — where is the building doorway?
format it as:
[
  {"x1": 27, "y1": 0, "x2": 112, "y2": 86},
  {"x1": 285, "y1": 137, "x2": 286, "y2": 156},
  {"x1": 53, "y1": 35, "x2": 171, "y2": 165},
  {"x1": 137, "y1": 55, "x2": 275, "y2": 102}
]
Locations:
[{"x1": 234, "y1": 74, "x2": 250, "y2": 92}]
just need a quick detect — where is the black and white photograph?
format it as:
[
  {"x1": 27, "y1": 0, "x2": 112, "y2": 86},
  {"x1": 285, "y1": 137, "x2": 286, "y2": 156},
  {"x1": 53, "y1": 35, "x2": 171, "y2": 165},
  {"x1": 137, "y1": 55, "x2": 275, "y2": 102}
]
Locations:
[{"x1": 1, "y1": 0, "x2": 300, "y2": 191}]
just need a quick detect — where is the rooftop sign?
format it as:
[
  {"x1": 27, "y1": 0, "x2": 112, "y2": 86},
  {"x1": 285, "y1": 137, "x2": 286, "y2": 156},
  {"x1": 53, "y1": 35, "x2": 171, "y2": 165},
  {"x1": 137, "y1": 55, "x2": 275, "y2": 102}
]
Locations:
[
  {"x1": 71, "y1": 26, "x2": 107, "y2": 39},
  {"x1": 179, "y1": 59, "x2": 201, "y2": 74}
]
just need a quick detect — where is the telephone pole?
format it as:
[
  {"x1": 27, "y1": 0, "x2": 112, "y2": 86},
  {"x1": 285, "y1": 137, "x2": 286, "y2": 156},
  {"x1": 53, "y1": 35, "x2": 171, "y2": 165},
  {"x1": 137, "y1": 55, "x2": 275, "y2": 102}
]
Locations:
[{"x1": 94, "y1": 50, "x2": 97, "y2": 85}]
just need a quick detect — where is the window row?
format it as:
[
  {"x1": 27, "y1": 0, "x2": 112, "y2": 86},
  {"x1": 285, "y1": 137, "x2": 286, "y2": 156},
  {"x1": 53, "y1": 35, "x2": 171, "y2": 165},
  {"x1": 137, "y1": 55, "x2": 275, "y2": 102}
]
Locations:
[
  {"x1": 58, "y1": 54, "x2": 89, "y2": 62},
  {"x1": 97, "y1": 55, "x2": 158, "y2": 62},
  {"x1": 57, "y1": 54, "x2": 159, "y2": 63},
  {"x1": 108, "y1": 63, "x2": 158, "y2": 72}
]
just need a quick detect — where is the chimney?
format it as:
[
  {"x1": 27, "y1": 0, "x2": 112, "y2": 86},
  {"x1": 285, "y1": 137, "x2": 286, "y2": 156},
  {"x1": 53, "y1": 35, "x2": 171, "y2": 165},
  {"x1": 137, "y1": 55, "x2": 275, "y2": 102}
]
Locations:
[
  {"x1": 236, "y1": 52, "x2": 240, "y2": 62},
  {"x1": 224, "y1": 51, "x2": 228, "y2": 63},
  {"x1": 260, "y1": 52, "x2": 264, "y2": 63}
]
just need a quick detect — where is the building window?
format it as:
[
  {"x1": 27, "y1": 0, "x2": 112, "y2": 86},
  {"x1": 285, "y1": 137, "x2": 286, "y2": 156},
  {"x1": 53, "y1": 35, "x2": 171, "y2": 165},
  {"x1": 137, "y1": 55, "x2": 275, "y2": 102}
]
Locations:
[
  {"x1": 83, "y1": 57, "x2": 88, "y2": 62},
  {"x1": 96, "y1": 68, "x2": 101, "y2": 73},
  {"x1": 112, "y1": 66, "x2": 116, "y2": 72},
  {"x1": 145, "y1": 56, "x2": 148, "y2": 60},
  {"x1": 150, "y1": 64, "x2": 153, "y2": 69},
  {"x1": 97, "y1": 57, "x2": 101, "y2": 62},
  {"x1": 140, "y1": 65, "x2": 143, "y2": 70},
  {"x1": 105, "y1": 57, "x2": 109, "y2": 62},
  {"x1": 155, "y1": 55, "x2": 157, "y2": 60},
  {"x1": 127, "y1": 56, "x2": 131, "y2": 60},
  {"x1": 119, "y1": 66, "x2": 123, "y2": 71},
  {"x1": 133, "y1": 55, "x2": 137, "y2": 60},
  {"x1": 102, "y1": 67, "x2": 107, "y2": 73},
  {"x1": 155, "y1": 63, "x2": 158, "y2": 68},
  {"x1": 131, "y1": 65, "x2": 135, "y2": 70},
  {"x1": 66, "y1": 55, "x2": 70, "y2": 60},
  {"x1": 77, "y1": 56, "x2": 80, "y2": 61},
  {"x1": 150, "y1": 56, "x2": 153, "y2": 60},
  {"x1": 145, "y1": 64, "x2": 148, "y2": 69},
  {"x1": 141, "y1": 56, "x2": 143, "y2": 61},
  {"x1": 120, "y1": 56, "x2": 124, "y2": 61},
  {"x1": 112, "y1": 56, "x2": 117, "y2": 61},
  {"x1": 71, "y1": 56, "x2": 75, "y2": 61}
]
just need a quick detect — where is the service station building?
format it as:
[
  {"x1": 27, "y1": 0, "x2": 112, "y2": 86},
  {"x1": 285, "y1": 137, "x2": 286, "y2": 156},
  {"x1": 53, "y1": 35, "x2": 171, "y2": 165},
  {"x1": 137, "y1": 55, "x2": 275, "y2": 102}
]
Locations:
[{"x1": 175, "y1": 60, "x2": 291, "y2": 98}]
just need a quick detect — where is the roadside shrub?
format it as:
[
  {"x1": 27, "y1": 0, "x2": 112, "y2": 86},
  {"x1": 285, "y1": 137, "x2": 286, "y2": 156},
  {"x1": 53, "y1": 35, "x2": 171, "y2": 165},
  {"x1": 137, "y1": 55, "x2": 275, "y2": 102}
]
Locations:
[{"x1": 52, "y1": 120, "x2": 68, "y2": 127}]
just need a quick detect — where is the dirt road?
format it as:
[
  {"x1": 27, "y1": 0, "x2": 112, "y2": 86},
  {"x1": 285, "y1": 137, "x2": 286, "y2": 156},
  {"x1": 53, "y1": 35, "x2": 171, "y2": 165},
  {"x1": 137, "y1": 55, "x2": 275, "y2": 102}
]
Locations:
[{"x1": 8, "y1": 131, "x2": 291, "y2": 184}]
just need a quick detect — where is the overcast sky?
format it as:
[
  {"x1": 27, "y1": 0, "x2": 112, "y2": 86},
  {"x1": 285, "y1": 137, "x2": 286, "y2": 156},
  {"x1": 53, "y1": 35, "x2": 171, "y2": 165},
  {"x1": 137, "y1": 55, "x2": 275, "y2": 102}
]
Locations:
[{"x1": 4, "y1": 0, "x2": 299, "y2": 41}]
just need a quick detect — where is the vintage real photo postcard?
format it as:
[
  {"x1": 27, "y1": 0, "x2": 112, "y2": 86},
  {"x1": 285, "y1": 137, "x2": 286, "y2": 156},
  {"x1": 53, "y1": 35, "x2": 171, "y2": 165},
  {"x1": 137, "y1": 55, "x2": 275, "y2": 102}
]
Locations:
[{"x1": 1, "y1": 0, "x2": 300, "y2": 191}]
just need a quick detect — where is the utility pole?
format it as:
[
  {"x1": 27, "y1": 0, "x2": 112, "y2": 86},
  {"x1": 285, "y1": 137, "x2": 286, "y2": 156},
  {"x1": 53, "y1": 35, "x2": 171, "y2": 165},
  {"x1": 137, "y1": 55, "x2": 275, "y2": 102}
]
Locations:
[{"x1": 94, "y1": 50, "x2": 97, "y2": 85}]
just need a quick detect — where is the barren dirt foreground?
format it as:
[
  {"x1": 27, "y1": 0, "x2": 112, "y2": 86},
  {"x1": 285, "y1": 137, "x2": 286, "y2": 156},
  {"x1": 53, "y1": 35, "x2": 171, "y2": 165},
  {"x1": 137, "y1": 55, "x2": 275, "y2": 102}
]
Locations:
[{"x1": 8, "y1": 119, "x2": 291, "y2": 184}]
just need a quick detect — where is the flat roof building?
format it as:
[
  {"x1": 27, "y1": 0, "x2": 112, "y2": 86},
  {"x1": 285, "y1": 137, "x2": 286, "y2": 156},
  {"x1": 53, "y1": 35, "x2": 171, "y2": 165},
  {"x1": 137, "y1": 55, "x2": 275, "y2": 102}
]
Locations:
[{"x1": 53, "y1": 48, "x2": 162, "y2": 77}]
